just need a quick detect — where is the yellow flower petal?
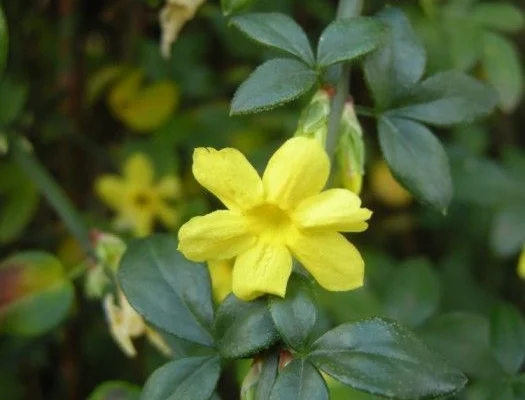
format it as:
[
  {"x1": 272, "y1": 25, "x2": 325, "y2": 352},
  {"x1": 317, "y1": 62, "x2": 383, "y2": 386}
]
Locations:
[
  {"x1": 96, "y1": 176, "x2": 126, "y2": 209},
  {"x1": 156, "y1": 176, "x2": 181, "y2": 199},
  {"x1": 293, "y1": 189, "x2": 372, "y2": 232},
  {"x1": 232, "y1": 241, "x2": 292, "y2": 301},
  {"x1": 123, "y1": 153, "x2": 154, "y2": 186},
  {"x1": 178, "y1": 210, "x2": 256, "y2": 261},
  {"x1": 208, "y1": 259, "x2": 233, "y2": 302},
  {"x1": 192, "y1": 147, "x2": 264, "y2": 211},
  {"x1": 131, "y1": 211, "x2": 155, "y2": 238},
  {"x1": 263, "y1": 137, "x2": 330, "y2": 210},
  {"x1": 289, "y1": 232, "x2": 364, "y2": 291},
  {"x1": 157, "y1": 203, "x2": 179, "y2": 228},
  {"x1": 518, "y1": 246, "x2": 525, "y2": 280}
]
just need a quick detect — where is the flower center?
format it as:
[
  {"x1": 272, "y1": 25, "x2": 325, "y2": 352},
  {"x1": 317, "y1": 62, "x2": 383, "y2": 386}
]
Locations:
[
  {"x1": 246, "y1": 203, "x2": 293, "y2": 242},
  {"x1": 132, "y1": 191, "x2": 153, "y2": 208}
]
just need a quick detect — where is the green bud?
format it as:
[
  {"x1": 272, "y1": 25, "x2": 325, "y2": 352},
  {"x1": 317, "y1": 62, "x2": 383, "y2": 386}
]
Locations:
[
  {"x1": 240, "y1": 358, "x2": 263, "y2": 400},
  {"x1": 294, "y1": 90, "x2": 331, "y2": 147},
  {"x1": 336, "y1": 101, "x2": 365, "y2": 194},
  {"x1": 221, "y1": 0, "x2": 254, "y2": 16}
]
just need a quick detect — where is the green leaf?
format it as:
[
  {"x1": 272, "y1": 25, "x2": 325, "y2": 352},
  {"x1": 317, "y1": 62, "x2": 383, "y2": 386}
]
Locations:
[
  {"x1": 0, "y1": 6, "x2": 7, "y2": 77},
  {"x1": 378, "y1": 116, "x2": 452, "y2": 212},
  {"x1": 382, "y1": 258, "x2": 440, "y2": 328},
  {"x1": 316, "y1": 17, "x2": 385, "y2": 68},
  {"x1": 0, "y1": 162, "x2": 39, "y2": 243},
  {"x1": 141, "y1": 356, "x2": 221, "y2": 400},
  {"x1": 490, "y1": 303, "x2": 525, "y2": 374},
  {"x1": 269, "y1": 359, "x2": 328, "y2": 400},
  {"x1": 390, "y1": 71, "x2": 497, "y2": 126},
  {"x1": 364, "y1": 7, "x2": 426, "y2": 109},
  {"x1": 269, "y1": 275, "x2": 317, "y2": 352},
  {"x1": 255, "y1": 352, "x2": 279, "y2": 400},
  {"x1": 87, "y1": 381, "x2": 141, "y2": 400},
  {"x1": 230, "y1": 13, "x2": 314, "y2": 65},
  {"x1": 0, "y1": 252, "x2": 74, "y2": 336},
  {"x1": 482, "y1": 32, "x2": 523, "y2": 113},
  {"x1": 308, "y1": 317, "x2": 467, "y2": 399},
  {"x1": 214, "y1": 294, "x2": 278, "y2": 359},
  {"x1": 118, "y1": 235, "x2": 215, "y2": 347},
  {"x1": 221, "y1": 0, "x2": 254, "y2": 16},
  {"x1": 231, "y1": 58, "x2": 317, "y2": 115},
  {"x1": 0, "y1": 78, "x2": 28, "y2": 126},
  {"x1": 491, "y1": 205, "x2": 525, "y2": 257},
  {"x1": 472, "y1": 3, "x2": 525, "y2": 33},
  {"x1": 418, "y1": 312, "x2": 506, "y2": 379},
  {"x1": 449, "y1": 150, "x2": 525, "y2": 206}
]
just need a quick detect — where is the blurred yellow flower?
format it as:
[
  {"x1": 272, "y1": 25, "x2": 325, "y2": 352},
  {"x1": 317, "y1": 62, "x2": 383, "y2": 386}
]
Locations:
[
  {"x1": 370, "y1": 160, "x2": 412, "y2": 208},
  {"x1": 208, "y1": 259, "x2": 233, "y2": 302},
  {"x1": 159, "y1": 0, "x2": 206, "y2": 58},
  {"x1": 95, "y1": 153, "x2": 181, "y2": 237},
  {"x1": 518, "y1": 246, "x2": 525, "y2": 279},
  {"x1": 104, "y1": 290, "x2": 171, "y2": 358},
  {"x1": 178, "y1": 137, "x2": 372, "y2": 301}
]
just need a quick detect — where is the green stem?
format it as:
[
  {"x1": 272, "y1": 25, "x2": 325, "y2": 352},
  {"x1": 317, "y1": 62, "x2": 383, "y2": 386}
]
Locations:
[
  {"x1": 325, "y1": 0, "x2": 364, "y2": 160},
  {"x1": 9, "y1": 135, "x2": 96, "y2": 259},
  {"x1": 354, "y1": 105, "x2": 377, "y2": 118}
]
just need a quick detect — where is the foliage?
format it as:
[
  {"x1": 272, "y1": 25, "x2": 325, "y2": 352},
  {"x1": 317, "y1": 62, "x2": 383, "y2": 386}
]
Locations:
[{"x1": 0, "y1": 0, "x2": 524, "y2": 399}]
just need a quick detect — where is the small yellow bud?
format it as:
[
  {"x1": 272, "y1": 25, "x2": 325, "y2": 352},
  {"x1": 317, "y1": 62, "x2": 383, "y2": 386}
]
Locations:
[
  {"x1": 518, "y1": 246, "x2": 525, "y2": 280},
  {"x1": 370, "y1": 160, "x2": 412, "y2": 208}
]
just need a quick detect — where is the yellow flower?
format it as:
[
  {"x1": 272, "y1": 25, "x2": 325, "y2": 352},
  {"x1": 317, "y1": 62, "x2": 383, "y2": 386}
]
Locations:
[
  {"x1": 208, "y1": 259, "x2": 233, "y2": 302},
  {"x1": 178, "y1": 137, "x2": 372, "y2": 301},
  {"x1": 104, "y1": 290, "x2": 171, "y2": 358},
  {"x1": 95, "y1": 153, "x2": 181, "y2": 237},
  {"x1": 159, "y1": 0, "x2": 206, "y2": 58},
  {"x1": 518, "y1": 246, "x2": 525, "y2": 280}
]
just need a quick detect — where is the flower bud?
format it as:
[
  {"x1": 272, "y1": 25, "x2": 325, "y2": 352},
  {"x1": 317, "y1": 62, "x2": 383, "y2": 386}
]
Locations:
[
  {"x1": 336, "y1": 101, "x2": 365, "y2": 195},
  {"x1": 85, "y1": 231, "x2": 126, "y2": 299},
  {"x1": 240, "y1": 358, "x2": 263, "y2": 400},
  {"x1": 518, "y1": 245, "x2": 525, "y2": 280},
  {"x1": 294, "y1": 90, "x2": 331, "y2": 147}
]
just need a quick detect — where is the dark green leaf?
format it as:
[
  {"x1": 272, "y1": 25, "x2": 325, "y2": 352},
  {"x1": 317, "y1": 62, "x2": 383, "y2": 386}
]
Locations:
[
  {"x1": 382, "y1": 258, "x2": 440, "y2": 328},
  {"x1": 378, "y1": 116, "x2": 452, "y2": 212},
  {"x1": 87, "y1": 381, "x2": 141, "y2": 400},
  {"x1": 118, "y1": 235, "x2": 215, "y2": 347},
  {"x1": 0, "y1": 78, "x2": 28, "y2": 126},
  {"x1": 490, "y1": 303, "x2": 525, "y2": 374},
  {"x1": 269, "y1": 275, "x2": 317, "y2": 351},
  {"x1": 449, "y1": 150, "x2": 525, "y2": 206},
  {"x1": 255, "y1": 352, "x2": 279, "y2": 400},
  {"x1": 316, "y1": 17, "x2": 385, "y2": 68},
  {"x1": 472, "y1": 3, "x2": 525, "y2": 33},
  {"x1": 364, "y1": 7, "x2": 426, "y2": 109},
  {"x1": 214, "y1": 294, "x2": 278, "y2": 359},
  {"x1": 230, "y1": 13, "x2": 314, "y2": 65},
  {"x1": 269, "y1": 359, "x2": 328, "y2": 400},
  {"x1": 0, "y1": 162, "x2": 39, "y2": 243},
  {"x1": 231, "y1": 58, "x2": 317, "y2": 115},
  {"x1": 418, "y1": 312, "x2": 506, "y2": 379},
  {"x1": 221, "y1": 0, "x2": 254, "y2": 16},
  {"x1": 491, "y1": 205, "x2": 525, "y2": 256},
  {"x1": 141, "y1": 356, "x2": 221, "y2": 400},
  {"x1": 309, "y1": 317, "x2": 467, "y2": 399},
  {"x1": 482, "y1": 32, "x2": 523, "y2": 113},
  {"x1": 390, "y1": 71, "x2": 497, "y2": 126},
  {"x1": 0, "y1": 252, "x2": 74, "y2": 336},
  {"x1": 0, "y1": 6, "x2": 6, "y2": 77}
]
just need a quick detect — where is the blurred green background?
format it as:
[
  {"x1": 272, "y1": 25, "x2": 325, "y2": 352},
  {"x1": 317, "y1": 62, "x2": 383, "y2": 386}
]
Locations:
[{"x1": 1, "y1": 0, "x2": 525, "y2": 399}]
